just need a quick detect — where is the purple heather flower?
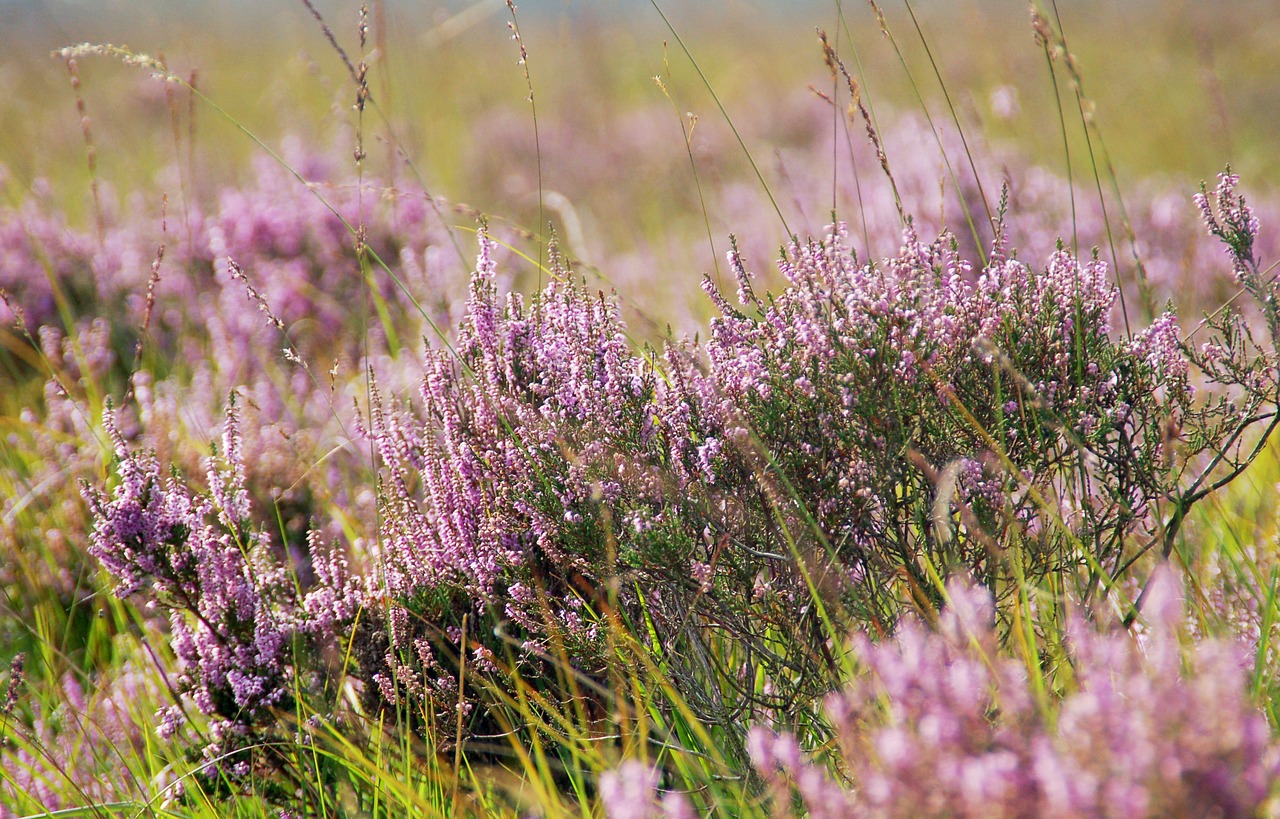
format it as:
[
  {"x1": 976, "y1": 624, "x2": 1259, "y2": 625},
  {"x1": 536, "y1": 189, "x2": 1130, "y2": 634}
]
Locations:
[
  {"x1": 748, "y1": 570, "x2": 1279, "y2": 818},
  {"x1": 599, "y1": 761, "x2": 693, "y2": 819}
]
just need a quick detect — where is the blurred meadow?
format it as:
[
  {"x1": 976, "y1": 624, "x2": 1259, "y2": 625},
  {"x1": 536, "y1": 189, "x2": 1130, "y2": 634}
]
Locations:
[
  {"x1": 4, "y1": 0, "x2": 1278, "y2": 266},
  {"x1": 1, "y1": 0, "x2": 1277, "y2": 345},
  {"x1": 4, "y1": 0, "x2": 1280, "y2": 815}
]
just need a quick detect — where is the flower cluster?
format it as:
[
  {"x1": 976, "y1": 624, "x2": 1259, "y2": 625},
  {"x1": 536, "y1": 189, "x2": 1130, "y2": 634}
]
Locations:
[
  {"x1": 82, "y1": 402, "x2": 353, "y2": 775},
  {"x1": 701, "y1": 211, "x2": 1194, "y2": 620},
  {"x1": 745, "y1": 569, "x2": 1279, "y2": 818},
  {"x1": 362, "y1": 234, "x2": 711, "y2": 716},
  {"x1": 0, "y1": 147, "x2": 486, "y2": 727},
  {"x1": 1195, "y1": 169, "x2": 1261, "y2": 283}
]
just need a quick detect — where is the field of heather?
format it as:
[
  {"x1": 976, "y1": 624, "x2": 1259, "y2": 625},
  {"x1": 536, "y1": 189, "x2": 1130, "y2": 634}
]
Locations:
[{"x1": 4, "y1": 1, "x2": 1280, "y2": 816}]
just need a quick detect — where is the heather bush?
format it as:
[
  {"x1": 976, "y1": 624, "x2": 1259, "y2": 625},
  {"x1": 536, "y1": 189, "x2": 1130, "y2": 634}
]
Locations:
[
  {"x1": 359, "y1": 168, "x2": 1274, "y2": 729},
  {"x1": 741, "y1": 569, "x2": 1279, "y2": 818},
  {"x1": 358, "y1": 232, "x2": 720, "y2": 732},
  {"x1": 79, "y1": 399, "x2": 364, "y2": 789},
  {"x1": 700, "y1": 210, "x2": 1185, "y2": 617}
]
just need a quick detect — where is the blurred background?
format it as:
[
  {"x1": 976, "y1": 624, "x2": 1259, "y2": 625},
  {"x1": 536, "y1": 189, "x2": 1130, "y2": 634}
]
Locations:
[{"x1": 1, "y1": 0, "x2": 1277, "y2": 318}]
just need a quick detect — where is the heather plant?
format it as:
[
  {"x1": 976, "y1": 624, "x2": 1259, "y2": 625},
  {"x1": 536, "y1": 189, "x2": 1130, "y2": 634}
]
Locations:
[
  {"x1": 351, "y1": 169, "x2": 1277, "y2": 747},
  {"x1": 19, "y1": 126, "x2": 1280, "y2": 819},
  {"x1": 741, "y1": 569, "x2": 1279, "y2": 818},
  {"x1": 79, "y1": 399, "x2": 363, "y2": 789},
  {"x1": 699, "y1": 209, "x2": 1187, "y2": 618},
  {"x1": 359, "y1": 232, "x2": 720, "y2": 730},
  {"x1": 698, "y1": 169, "x2": 1280, "y2": 632}
]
